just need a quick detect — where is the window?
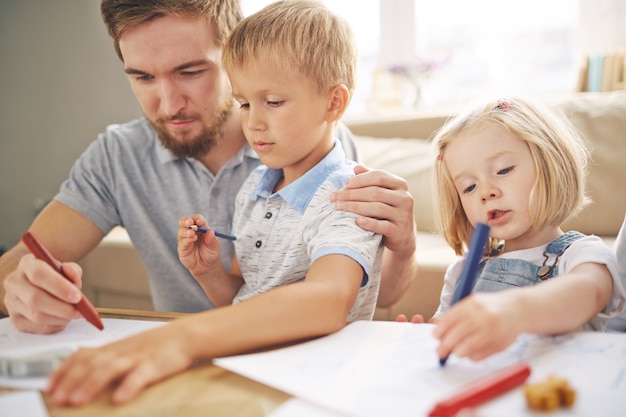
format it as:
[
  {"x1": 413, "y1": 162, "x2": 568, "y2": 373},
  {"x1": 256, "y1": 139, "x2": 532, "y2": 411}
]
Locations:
[{"x1": 241, "y1": 1, "x2": 584, "y2": 118}]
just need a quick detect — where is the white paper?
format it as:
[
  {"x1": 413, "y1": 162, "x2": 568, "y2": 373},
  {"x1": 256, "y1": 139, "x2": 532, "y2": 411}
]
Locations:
[
  {"x1": 0, "y1": 317, "x2": 166, "y2": 390},
  {"x1": 216, "y1": 321, "x2": 626, "y2": 417},
  {"x1": 0, "y1": 390, "x2": 48, "y2": 417}
]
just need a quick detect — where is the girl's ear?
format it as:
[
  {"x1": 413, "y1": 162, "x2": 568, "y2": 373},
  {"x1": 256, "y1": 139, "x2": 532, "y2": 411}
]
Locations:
[{"x1": 325, "y1": 84, "x2": 350, "y2": 122}]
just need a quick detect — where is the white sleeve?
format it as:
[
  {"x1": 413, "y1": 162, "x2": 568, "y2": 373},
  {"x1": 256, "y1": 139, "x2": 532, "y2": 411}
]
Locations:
[
  {"x1": 561, "y1": 235, "x2": 626, "y2": 320},
  {"x1": 433, "y1": 257, "x2": 465, "y2": 318}
]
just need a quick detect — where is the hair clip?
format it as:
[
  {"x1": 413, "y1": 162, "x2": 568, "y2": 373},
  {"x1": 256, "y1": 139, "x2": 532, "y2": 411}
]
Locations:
[
  {"x1": 495, "y1": 100, "x2": 510, "y2": 111},
  {"x1": 436, "y1": 154, "x2": 443, "y2": 162}
]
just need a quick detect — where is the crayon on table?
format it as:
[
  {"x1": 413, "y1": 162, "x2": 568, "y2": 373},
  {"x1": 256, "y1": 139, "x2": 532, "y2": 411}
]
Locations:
[{"x1": 428, "y1": 361, "x2": 531, "y2": 417}]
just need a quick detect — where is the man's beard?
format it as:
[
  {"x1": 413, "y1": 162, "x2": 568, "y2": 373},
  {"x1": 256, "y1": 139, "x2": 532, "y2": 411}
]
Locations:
[{"x1": 151, "y1": 101, "x2": 232, "y2": 160}]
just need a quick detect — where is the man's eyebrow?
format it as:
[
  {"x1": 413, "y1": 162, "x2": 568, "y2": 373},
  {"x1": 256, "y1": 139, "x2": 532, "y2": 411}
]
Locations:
[
  {"x1": 125, "y1": 67, "x2": 147, "y2": 75},
  {"x1": 173, "y1": 60, "x2": 209, "y2": 72},
  {"x1": 124, "y1": 60, "x2": 209, "y2": 76}
]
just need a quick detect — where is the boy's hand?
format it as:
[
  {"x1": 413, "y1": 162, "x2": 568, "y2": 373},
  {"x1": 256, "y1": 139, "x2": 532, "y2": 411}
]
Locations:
[
  {"x1": 48, "y1": 323, "x2": 194, "y2": 406},
  {"x1": 177, "y1": 215, "x2": 222, "y2": 279}
]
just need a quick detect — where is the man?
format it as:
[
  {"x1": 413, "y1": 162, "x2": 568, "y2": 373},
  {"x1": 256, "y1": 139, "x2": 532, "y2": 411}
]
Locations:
[{"x1": 0, "y1": 0, "x2": 417, "y2": 335}]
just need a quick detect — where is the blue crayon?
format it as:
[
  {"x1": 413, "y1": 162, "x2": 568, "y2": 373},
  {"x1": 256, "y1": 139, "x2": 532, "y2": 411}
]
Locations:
[{"x1": 439, "y1": 222, "x2": 490, "y2": 366}]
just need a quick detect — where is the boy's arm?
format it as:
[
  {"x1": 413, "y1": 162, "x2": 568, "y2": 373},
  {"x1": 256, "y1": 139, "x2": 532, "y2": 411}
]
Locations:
[
  {"x1": 1, "y1": 201, "x2": 103, "y2": 333},
  {"x1": 331, "y1": 165, "x2": 417, "y2": 307},
  {"x1": 433, "y1": 262, "x2": 614, "y2": 362},
  {"x1": 47, "y1": 254, "x2": 363, "y2": 406}
]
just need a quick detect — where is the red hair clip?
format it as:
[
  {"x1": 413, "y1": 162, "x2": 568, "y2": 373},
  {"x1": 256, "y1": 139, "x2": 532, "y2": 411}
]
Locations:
[
  {"x1": 437, "y1": 153, "x2": 443, "y2": 161},
  {"x1": 495, "y1": 100, "x2": 510, "y2": 111}
]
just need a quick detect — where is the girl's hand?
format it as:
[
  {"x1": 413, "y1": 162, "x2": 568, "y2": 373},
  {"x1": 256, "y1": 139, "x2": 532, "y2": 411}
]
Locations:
[
  {"x1": 395, "y1": 313, "x2": 425, "y2": 323},
  {"x1": 433, "y1": 292, "x2": 523, "y2": 361}
]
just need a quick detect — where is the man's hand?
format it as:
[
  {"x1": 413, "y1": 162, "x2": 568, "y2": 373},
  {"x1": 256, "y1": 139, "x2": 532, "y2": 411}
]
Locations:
[
  {"x1": 331, "y1": 165, "x2": 418, "y2": 307},
  {"x1": 331, "y1": 165, "x2": 416, "y2": 254},
  {"x1": 3, "y1": 252, "x2": 83, "y2": 334},
  {"x1": 1, "y1": 201, "x2": 104, "y2": 334}
]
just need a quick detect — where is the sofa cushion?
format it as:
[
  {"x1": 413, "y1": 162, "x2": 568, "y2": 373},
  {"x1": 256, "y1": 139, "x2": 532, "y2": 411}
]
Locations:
[
  {"x1": 354, "y1": 135, "x2": 437, "y2": 233},
  {"x1": 556, "y1": 92, "x2": 626, "y2": 236}
]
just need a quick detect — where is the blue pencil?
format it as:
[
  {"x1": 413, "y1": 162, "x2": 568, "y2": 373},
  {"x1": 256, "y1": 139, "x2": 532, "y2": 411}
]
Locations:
[
  {"x1": 188, "y1": 225, "x2": 237, "y2": 241},
  {"x1": 439, "y1": 222, "x2": 490, "y2": 366}
]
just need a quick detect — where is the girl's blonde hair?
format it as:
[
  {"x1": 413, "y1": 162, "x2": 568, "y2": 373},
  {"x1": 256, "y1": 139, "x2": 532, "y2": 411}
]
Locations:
[
  {"x1": 222, "y1": 0, "x2": 358, "y2": 97},
  {"x1": 432, "y1": 97, "x2": 591, "y2": 255}
]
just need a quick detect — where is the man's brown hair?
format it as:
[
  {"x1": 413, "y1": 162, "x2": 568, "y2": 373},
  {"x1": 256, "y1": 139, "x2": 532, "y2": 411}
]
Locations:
[{"x1": 101, "y1": 0, "x2": 243, "y2": 61}]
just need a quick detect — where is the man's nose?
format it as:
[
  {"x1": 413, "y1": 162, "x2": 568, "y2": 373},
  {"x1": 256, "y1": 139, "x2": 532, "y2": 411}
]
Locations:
[{"x1": 158, "y1": 80, "x2": 186, "y2": 116}]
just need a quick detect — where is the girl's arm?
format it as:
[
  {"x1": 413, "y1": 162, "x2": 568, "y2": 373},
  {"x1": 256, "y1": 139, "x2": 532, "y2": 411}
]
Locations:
[
  {"x1": 47, "y1": 254, "x2": 363, "y2": 406},
  {"x1": 434, "y1": 261, "x2": 613, "y2": 362}
]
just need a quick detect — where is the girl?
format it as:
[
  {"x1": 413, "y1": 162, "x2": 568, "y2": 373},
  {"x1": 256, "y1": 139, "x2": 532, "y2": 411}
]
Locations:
[{"x1": 430, "y1": 97, "x2": 625, "y2": 362}]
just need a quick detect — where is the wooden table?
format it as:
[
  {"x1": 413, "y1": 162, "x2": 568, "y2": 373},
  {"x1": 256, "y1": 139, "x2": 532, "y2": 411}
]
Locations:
[{"x1": 1, "y1": 308, "x2": 291, "y2": 417}]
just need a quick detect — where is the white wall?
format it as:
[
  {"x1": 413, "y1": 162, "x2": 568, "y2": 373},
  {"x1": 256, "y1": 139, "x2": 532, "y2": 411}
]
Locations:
[
  {"x1": 0, "y1": 1, "x2": 141, "y2": 250},
  {"x1": 579, "y1": 0, "x2": 626, "y2": 55}
]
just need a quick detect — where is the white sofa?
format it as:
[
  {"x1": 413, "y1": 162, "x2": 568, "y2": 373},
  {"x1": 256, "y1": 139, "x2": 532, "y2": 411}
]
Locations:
[{"x1": 80, "y1": 91, "x2": 626, "y2": 321}]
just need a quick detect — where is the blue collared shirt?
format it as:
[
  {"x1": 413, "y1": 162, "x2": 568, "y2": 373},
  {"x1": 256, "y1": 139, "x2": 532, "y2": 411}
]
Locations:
[{"x1": 233, "y1": 141, "x2": 383, "y2": 322}]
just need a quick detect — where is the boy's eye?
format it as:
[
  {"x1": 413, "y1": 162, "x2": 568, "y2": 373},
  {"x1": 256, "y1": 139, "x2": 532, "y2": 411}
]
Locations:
[
  {"x1": 267, "y1": 100, "x2": 283, "y2": 107},
  {"x1": 238, "y1": 102, "x2": 250, "y2": 109}
]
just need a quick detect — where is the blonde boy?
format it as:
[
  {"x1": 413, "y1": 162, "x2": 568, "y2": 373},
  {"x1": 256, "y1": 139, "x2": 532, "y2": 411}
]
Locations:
[{"x1": 48, "y1": 1, "x2": 382, "y2": 406}]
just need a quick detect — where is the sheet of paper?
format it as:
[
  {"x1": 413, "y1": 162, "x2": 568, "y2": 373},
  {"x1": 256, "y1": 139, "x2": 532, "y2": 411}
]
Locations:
[
  {"x1": 0, "y1": 390, "x2": 48, "y2": 417},
  {"x1": 0, "y1": 317, "x2": 167, "y2": 390},
  {"x1": 216, "y1": 321, "x2": 626, "y2": 417}
]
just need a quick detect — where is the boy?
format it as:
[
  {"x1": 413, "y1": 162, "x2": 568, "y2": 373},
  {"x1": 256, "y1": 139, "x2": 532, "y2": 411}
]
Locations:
[{"x1": 48, "y1": 1, "x2": 382, "y2": 406}]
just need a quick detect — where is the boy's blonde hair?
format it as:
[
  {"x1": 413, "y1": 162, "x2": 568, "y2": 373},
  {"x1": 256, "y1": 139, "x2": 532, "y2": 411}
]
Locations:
[
  {"x1": 432, "y1": 97, "x2": 591, "y2": 255},
  {"x1": 222, "y1": 0, "x2": 358, "y2": 97},
  {"x1": 101, "y1": 0, "x2": 243, "y2": 61}
]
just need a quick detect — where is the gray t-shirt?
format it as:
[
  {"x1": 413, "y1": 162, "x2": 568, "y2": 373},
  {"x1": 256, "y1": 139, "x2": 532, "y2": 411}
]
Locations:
[{"x1": 55, "y1": 117, "x2": 358, "y2": 312}]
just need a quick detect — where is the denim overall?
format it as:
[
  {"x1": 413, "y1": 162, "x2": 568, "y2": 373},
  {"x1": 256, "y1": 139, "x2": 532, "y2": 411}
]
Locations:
[{"x1": 471, "y1": 231, "x2": 585, "y2": 293}]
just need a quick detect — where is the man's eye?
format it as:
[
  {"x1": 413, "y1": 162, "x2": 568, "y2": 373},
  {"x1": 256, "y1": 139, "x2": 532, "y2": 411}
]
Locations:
[
  {"x1": 181, "y1": 70, "x2": 201, "y2": 77},
  {"x1": 135, "y1": 75, "x2": 152, "y2": 82}
]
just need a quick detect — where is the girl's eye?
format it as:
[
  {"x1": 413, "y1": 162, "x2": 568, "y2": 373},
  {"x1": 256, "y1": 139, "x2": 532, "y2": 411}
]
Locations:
[
  {"x1": 498, "y1": 166, "x2": 514, "y2": 175},
  {"x1": 463, "y1": 184, "x2": 476, "y2": 194}
]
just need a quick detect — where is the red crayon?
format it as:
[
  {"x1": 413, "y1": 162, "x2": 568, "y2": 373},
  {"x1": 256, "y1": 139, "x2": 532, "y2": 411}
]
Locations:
[
  {"x1": 21, "y1": 231, "x2": 104, "y2": 331},
  {"x1": 429, "y1": 362, "x2": 531, "y2": 417}
]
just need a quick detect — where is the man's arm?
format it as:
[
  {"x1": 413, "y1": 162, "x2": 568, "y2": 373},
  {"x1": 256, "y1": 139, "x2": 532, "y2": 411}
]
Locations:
[
  {"x1": 331, "y1": 165, "x2": 417, "y2": 307},
  {"x1": 0, "y1": 201, "x2": 104, "y2": 333}
]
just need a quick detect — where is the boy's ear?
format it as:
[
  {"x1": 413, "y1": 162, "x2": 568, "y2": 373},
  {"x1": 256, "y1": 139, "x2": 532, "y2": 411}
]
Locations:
[{"x1": 326, "y1": 84, "x2": 350, "y2": 122}]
